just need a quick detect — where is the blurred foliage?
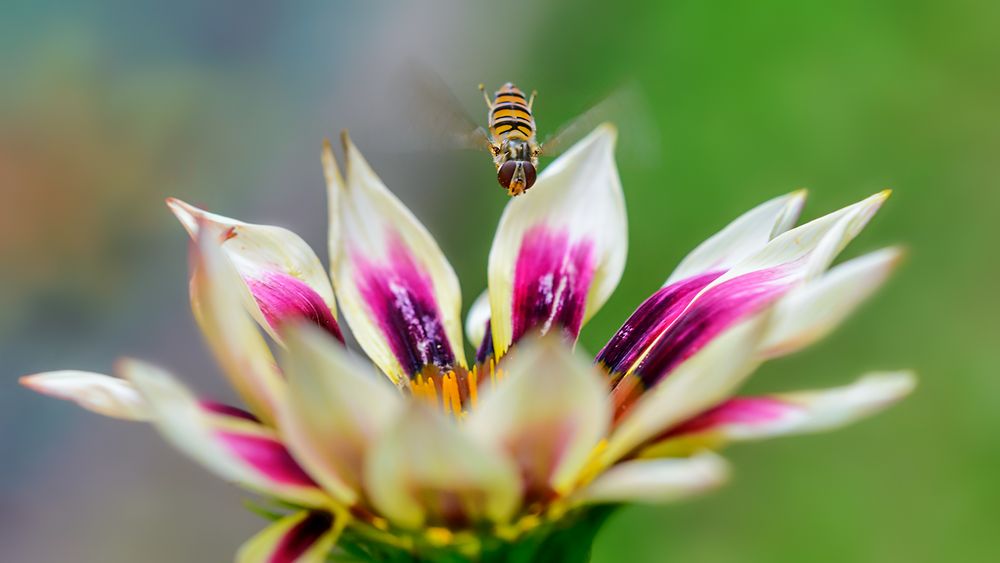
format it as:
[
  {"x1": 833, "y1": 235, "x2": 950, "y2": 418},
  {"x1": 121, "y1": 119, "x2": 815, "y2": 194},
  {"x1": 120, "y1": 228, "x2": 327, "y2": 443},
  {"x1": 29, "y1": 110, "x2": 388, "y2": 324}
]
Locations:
[{"x1": 2, "y1": 1, "x2": 998, "y2": 562}]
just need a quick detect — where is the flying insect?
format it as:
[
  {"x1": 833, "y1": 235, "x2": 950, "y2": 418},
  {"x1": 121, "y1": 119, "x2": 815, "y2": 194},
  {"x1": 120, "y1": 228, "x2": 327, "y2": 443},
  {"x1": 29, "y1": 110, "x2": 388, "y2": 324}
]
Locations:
[
  {"x1": 478, "y1": 82, "x2": 540, "y2": 196},
  {"x1": 402, "y1": 66, "x2": 654, "y2": 198}
]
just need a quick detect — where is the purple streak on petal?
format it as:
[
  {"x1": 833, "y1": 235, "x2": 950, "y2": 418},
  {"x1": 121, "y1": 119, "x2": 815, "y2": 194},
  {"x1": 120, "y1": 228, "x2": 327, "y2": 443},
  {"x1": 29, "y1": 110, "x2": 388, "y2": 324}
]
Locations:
[
  {"x1": 199, "y1": 401, "x2": 260, "y2": 422},
  {"x1": 247, "y1": 272, "x2": 344, "y2": 343},
  {"x1": 596, "y1": 271, "x2": 722, "y2": 375},
  {"x1": 216, "y1": 430, "x2": 317, "y2": 488},
  {"x1": 511, "y1": 225, "x2": 596, "y2": 343},
  {"x1": 476, "y1": 318, "x2": 494, "y2": 364},
  {"x1": 635, "y1": 266, "x2": 796, "y2": 388},
  {"x1": 271, "y1": 511, "x2": 334, "y2": 563},
  {"x1": 660, "y1": 396, "x2": 795, "y2": 438},
  {"x1": 354, "y1": 234, "x2": 456, "y2": 377}
]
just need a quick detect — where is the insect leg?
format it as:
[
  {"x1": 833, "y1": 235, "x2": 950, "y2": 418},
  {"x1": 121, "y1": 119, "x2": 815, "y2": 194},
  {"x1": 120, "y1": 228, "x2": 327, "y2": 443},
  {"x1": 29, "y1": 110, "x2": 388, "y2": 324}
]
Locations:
[{"x1": 528, "y1": 89, "x2": 537, "y2": 110}]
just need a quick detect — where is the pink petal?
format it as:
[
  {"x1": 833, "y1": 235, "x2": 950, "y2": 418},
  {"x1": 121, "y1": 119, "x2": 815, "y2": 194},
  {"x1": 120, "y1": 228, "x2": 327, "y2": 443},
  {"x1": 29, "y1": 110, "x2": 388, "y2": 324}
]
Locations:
[
  {"x1": 510, "y1": 225, "x2": 597, "y2": 344},
  {"x1": 597, "y1": 271, "x2": 722, "y2": 376},
  {"x1": 270, "y1": 512, "x2": 335, "y2": 563},
  {"x1": 661, "y1": 396, "x2": 794, "y2": 438},
  {"x1": 199, "y1": 400, "x2": 260, "y2": 422},
  {"x1": 215, "y1": 430, "x2": 318, "y2": 488},
  {"x1": 352, "y1": 233, "x2": 457, "y2": 377},
  {"x1": 167, "y1": 198, "x2": 342, "y2": 346},
  {"x1": 238, "y1": 510, "x2": 338, "y2": 563},
  {"x1": 247, "y1": 272, "x2": 344, "y2": 343},
  {"x1": 629, "y1": 265, "x2": 795, "y2": 389}
]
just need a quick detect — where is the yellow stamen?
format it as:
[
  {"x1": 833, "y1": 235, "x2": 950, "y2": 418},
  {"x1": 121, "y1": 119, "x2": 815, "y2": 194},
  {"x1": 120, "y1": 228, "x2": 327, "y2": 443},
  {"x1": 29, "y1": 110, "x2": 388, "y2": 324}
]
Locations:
[
  {"x1": 467, "y1": 366, "x2": 478, "y2": 407},
  {"x1": 425, "y1": 527, "x2": 454, "y2": 546},
  {"x1": 406, "y1": 361, "x2": 505, "y2": 417},
  {"x1": 441, "y1": 372, "x2": 461, "y2": 415}
]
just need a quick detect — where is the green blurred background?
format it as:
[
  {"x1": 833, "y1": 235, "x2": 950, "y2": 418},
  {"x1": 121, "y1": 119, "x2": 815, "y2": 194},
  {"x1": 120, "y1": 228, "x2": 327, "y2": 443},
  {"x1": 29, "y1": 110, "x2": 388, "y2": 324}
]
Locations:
[{"x1": 2, "y1": 1, "x2": 997, "y2": 561}]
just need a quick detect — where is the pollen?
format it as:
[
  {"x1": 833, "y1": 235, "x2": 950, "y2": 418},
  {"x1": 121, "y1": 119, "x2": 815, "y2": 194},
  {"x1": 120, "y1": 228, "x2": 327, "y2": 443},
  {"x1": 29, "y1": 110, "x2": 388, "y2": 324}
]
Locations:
[
  {"x1": 425, "y1": 527, "x2": 454, "y2": 546},
  {"x1": 408, "y1": 359, "x2": 505, "y2": 416}
]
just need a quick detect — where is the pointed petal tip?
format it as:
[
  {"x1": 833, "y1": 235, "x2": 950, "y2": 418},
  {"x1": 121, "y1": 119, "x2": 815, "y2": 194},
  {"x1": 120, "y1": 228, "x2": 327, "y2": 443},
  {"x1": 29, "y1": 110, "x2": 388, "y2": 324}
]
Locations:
[
  {"x1": 322, "y1": 137, "x2": 343, "y2": 189},
  {"x1": 860, "y1": 370, "x2": 917, "y2": 401},
  {"x1": 19, "y1": 373, "x2": 44, "y2": 391},
  {"x1": 875, "y1": 245, "x2": 908, "y2": 274},
  {"x1": 865, "y1": 189, "x2": 892, "y2": 213},
  {"x1": 787, "y1": 188, "x2": 808, "y2": 210},
  {"x1": 771, "y1": 189, "x2": 809, "y2": 238},
  {"x1": 579, "y1": 122, "x2": 618, "y2": 153},
  {"x1": 19, "y1": 370, "x2": 150, "y2": 421},
  {"x1": 165, "y1": 197, "x2": 201, "y2": 237},
  {"x1": 19, "y1": 372, "x2": 70, "y2": 393},
  {"x1": 339, "y1": 128, "x2": 357, "y2": 159},
  {"x1": 578, "y1": 452, "x2": 730, "y2": 506},
  {"x1": 595, "y1": 121, "x2": 618, "y2": 140},
  {"x1": 686, "y1": 451, "x2": 731, "y2": 488}
]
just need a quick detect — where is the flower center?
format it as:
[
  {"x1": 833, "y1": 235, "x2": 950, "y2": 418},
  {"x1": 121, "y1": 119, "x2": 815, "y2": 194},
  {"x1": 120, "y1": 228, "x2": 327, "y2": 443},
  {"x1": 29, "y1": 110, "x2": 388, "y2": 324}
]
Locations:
[{"x1": 408, "y1": 359, "x2": 506, "y2": 416}]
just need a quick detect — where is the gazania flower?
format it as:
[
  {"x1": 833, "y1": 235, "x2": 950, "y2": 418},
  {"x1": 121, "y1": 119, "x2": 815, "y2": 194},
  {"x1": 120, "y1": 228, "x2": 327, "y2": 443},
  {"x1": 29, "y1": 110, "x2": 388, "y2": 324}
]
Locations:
[{"x1": 22, "y1": 124, "x2": 914, "y2": 562}]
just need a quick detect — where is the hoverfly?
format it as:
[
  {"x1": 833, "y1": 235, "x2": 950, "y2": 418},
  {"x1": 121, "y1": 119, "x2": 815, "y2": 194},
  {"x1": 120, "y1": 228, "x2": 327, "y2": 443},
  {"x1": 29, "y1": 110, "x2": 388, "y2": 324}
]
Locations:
[
  {"x1": 478, "y1": 82, "x2": 540, "y2": 196},
  {"x1": 403, "y1": 66, "x2": 655, "y2": 197}
]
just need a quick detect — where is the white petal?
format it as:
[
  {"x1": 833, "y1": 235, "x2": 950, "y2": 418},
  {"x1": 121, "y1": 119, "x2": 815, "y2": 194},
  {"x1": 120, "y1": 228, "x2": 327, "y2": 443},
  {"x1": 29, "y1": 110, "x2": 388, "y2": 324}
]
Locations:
[
  {"x1": 666, "y1": 190, "x2": 807, "y2": 285},
  {"x1": 767, "y1": 371, "x2": 916, "y2": 434},
  {"x1": 20, "y1": 371, "x2": 148, "y2": 420},
  {"x1": 237, "y1": 511, "x2": 339, "y2": 563},
  {"x1": 760, "y1": 247, "x2": 904, "y2": 358},
  {"x1": 488, "y1": 124, "x2": 627, "y2": 357},
  {"x1": 120, "y1": 359, "x2": 328, "y2": 507},
  {"x1": 277, "y1": 323, "x2": 404, "y2": 506},
  {"x1": 168, "y1": 198, "x2": 342, "y2": 345},
  {"x1": 324, "y1": 135, "x2": 465, "y2": 383},
  {"x1": 465, "y1": 289, "x2": 492, "y2": 350},
  {"x1": 713, "y1": 191, "x2": 891, "y2": 290},
  {"x1": 604, "y1": 192, "x2": 889, "y2": 383},
  {"x1": 641, "y1": 371, "x2": 916, "y2": 457},
  {"x1": 576, "y1": 452, "x2": 728, "y2": 505},
  {"x1": 604, "y1": 313, "x2": 769, "y2": 465},
  {"x1": 465, "y1": 336, "x2": 610, "y2": 496},
  {"x1": 364, "y1": 403, "x2": 521, "y2": 529},
  {"x1": 190, "y1": 221, "x2": 285, "y2": 424}
]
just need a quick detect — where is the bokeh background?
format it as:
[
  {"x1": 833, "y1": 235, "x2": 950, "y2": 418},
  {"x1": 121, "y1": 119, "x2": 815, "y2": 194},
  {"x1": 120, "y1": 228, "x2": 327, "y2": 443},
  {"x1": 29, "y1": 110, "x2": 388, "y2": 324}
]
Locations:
[{"x1": 2, "y1": 1, "x2": 998, "y2": 561}]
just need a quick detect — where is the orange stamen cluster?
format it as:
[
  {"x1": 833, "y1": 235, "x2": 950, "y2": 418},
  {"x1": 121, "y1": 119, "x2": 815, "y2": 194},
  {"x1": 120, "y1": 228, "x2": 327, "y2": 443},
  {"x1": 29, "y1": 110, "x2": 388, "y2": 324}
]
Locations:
[{"x1": 409, "y1": 359, "x2": 505, "y2": 416}]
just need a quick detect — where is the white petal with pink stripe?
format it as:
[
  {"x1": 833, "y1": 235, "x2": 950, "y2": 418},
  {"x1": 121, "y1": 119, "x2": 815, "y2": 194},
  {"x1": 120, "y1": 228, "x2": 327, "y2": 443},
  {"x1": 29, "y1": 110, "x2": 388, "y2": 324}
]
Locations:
[
  {"x1": 277, "y1": 323, "x2": 403, "y2": 506},
  {"x1": 168, "y1": 199, "x2": 343, "y2": 345},
  {"x1": 614, "y1": 191, "x2": 891, "y2": 398},
  {"x1": 325, "y1": 134, "x2": 465, "y2": 383},
  {"x1": 466, "y1": 336, "x2": 610, "y2": 499},
  {"x1": 19, "y1": 371, "x2": 149, "y2": 421},
  {"x1": 666, "y1": 190, "x2": 807, "y2": 285},
  {"x1": 488, "y1": 124, "x2": 626, "y2": 358},
  {"x1": 121, "y1": 359, "x2": 328, "y2": 508},
  {"x1": 640, "y1": 371, "x2": 916, "y2": 457},
  {"x1": 237, "y1": 510, "x2": 339, "y2": 563},
  {"x1": 189, "y1": 221, "x2": 286, "y2": 424}
]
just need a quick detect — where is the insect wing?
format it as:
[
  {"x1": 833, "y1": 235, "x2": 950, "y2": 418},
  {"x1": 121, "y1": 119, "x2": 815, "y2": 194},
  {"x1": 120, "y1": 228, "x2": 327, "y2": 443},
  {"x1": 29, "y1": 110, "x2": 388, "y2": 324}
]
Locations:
[
  {"x1": 540, "y1": 81, "x2": 660, "y2": 164},
  {"x1": 397, "y1": 62, "x2": 494, "y2": 154}
]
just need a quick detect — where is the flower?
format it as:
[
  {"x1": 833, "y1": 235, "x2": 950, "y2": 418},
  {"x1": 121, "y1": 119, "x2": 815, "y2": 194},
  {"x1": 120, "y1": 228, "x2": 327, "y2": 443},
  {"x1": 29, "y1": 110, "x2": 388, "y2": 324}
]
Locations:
[{"x1": 21, "y1": 124, "x2": 914, "y2": 562}]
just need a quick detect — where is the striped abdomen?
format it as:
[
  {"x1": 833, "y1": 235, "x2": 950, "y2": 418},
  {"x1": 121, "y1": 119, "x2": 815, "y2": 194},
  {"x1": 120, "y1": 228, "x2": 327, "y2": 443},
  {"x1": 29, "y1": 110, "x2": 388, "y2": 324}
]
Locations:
[{"x1": 489, "y1": 83, "x2": 535, "y2": 141}]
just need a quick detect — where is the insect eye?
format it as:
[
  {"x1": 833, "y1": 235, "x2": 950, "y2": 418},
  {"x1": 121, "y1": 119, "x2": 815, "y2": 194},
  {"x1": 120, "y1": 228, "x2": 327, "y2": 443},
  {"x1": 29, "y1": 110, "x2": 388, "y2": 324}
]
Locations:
[
  {"x1": 497, "y1": 161, "x2": 517, "y2": 189},
  {"x1": 523, "y1": 162, "x2": 537, "y2": 190}
]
